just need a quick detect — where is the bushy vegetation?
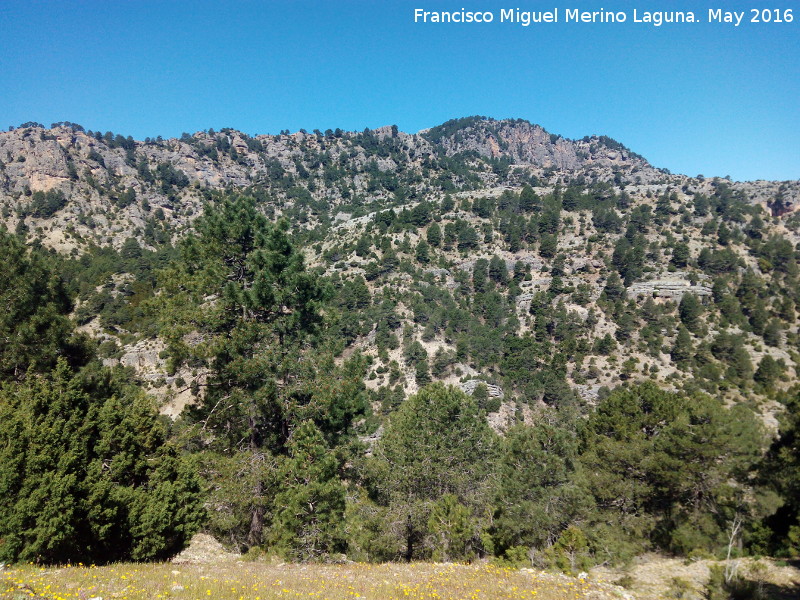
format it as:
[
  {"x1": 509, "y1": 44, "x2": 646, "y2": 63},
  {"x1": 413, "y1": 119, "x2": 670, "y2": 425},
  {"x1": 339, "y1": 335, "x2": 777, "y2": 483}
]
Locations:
[
  {"x1": 2, "y1": 119, "x2": 800, "y2": 569},
  {"x1": 0, "y1": 229, "x2": 202, "y2": 563}
]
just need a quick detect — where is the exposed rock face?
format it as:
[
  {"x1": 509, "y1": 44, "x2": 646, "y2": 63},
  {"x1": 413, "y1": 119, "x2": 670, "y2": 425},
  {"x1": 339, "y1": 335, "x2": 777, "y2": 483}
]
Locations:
[
  {"x1": 0, "y1": 119, "x2": 664, "y2": 253},
  {"x1": 573, "y1": 384, "x2": 602, "y2": 403},
  {"x1": 423, "y1": 117, "x2": 685, "y2": 190},
  {"x1": 358, "y1": 424, "x2": 384, "y2": 457},
  {"x1": 433, "y1": 119, "x2": 584, "y2": 169},
  {"x1": 2, "y1": 119, "x2": 798, "y2": 255},
  {"x1": 627, "y1": 278, "x2": 712, "y2": 301},
  {"x1": 459, "y1": 379, "x2": 504, "y2": 399},
  {"x1": 102, "y1": 338, "x2": 201, "y2": 418},
  {"x1": 116, "y1": 338, "x2": 164, "y2": 373},
  {"x1": 424, "y1": 267, "x2": 451, "y2": 278}
]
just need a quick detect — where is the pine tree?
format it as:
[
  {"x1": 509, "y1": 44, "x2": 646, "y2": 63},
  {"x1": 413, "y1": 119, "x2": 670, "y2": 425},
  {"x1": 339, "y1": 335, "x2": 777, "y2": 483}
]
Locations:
[
  {"x1": 157, "y1": 195, "x2": 363, "y2": 452},
  {"x1": 518, "y1": 184, "x2": 539, "y2": 212},
  {"x1": 718, "y1": 222, "x2": 731, "y2": 246},
  {"x1": 155, "y1": 195, "x2": 366, "y2": 547},
  {"x1": 754, "y1": 355, "x2": 783, "y2": 389},
  {"x1": 671, "y1": 242, "x2": 690, "y2": 268},
  {"x1": 457, "y1": 224, "x2": 479, "y2": 251},
  {"x1": 491, "y1": 424, "x2": 591, "y2": 561},
  {"x1": 602, "y1": 272, "x2": 625, "y2": 302},
  {"x1": 426, "y1": 223, "x2": 442, "y2": 248},
  {"x1": 354, "y1": 234, "x2": 371, "y2": 257},
  {"x1": 427, "y1": 494, "x2": 474, "y2": 561},
  {"x1": 0, "y1": 229, "x2": 77, "y2": 380},
  {"x1": 489, "y1": 255, "x2": 509, "y2": 286},
  {"x1": 762, "y1": 389, "x2": 800, "y2": 555},
  {"x1": 679, "y1": 293, "x2": 703, "y2": 332},
  {"x1": 415, "y1": 239, "x2": 431, "y2": 264},
  {"x1": 198, "y1": 450, "x2": 280, "y2": 551},
  {"x1": 539, "y1": 234, "x2": 557, "y2": 258},
  {"x1": 369, "y1": 384, "x2": 498, "y2": 560},
  {"x1": 671, "y1": 325, "x2": 694, "y2": 366},
  {"x1": 763, "y1": 319, "x2": 782, "y2": 347},
  {"x1": 270, "y1": 421, "x2": 346, "y2": 560},
  {"x1": 580, "y1": 383, "x2": 764, "y2": 557}
]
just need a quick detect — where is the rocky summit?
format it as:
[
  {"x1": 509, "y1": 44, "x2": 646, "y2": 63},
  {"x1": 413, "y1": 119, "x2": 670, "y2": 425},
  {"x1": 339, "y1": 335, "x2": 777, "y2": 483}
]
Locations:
[{"x1": 4, "y1": 117, "x2": 795, "y2": 253}]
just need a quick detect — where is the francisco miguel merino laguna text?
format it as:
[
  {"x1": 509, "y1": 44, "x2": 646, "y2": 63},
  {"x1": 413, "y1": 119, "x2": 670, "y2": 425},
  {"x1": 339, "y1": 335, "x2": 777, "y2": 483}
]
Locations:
[{"x1": 412, "y1": 8, "x2": 757, "y2": 27}]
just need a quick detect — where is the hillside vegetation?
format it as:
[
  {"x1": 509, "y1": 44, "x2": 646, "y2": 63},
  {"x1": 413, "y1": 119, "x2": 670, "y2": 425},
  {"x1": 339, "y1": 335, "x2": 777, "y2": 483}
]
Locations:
[{"x1": 0, "y1": 118, "x2": 799, "y2": 574}]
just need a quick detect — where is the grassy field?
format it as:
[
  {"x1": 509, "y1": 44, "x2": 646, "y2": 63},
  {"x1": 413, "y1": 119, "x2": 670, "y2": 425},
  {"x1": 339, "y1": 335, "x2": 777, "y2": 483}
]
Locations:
[{"x1": 1, "y1": 561, "x2": 617, "y2": 600}]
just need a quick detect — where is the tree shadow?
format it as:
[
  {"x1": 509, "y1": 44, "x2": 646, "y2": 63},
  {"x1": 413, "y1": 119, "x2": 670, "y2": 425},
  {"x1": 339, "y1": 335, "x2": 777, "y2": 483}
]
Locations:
[{"x1": 746, "y1": 580, "x2": 799, "y2": 600}]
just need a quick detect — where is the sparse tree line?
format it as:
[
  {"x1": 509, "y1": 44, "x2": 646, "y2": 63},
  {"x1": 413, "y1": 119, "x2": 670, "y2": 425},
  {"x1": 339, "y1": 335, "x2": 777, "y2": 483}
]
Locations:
[{"x1": 320, "y1": 182, "x2": 799, "y2": 408}]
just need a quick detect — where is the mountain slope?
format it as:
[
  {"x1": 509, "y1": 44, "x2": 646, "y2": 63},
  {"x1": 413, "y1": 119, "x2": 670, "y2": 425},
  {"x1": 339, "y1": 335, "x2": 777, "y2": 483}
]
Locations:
[
  {"x1": 2, "y1": 117, "x2": 799, "y2": 423},
  {"x1": 8, "y1": 117, "x2": 793, "y2": 253}
]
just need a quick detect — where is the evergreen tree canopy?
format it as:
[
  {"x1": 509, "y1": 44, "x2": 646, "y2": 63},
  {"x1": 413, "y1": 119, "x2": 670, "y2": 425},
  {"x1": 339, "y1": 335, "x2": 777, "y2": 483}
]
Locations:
[
  {"x1": 157, "y1": 195, "x2": 365, "y2": 452},
  {"x1": 762, "y1": 389, "x2": 800, "y2": 555},
  {"x1": 580, "y1": 382, "x2": 764, "y2": 556},
  {"x1": 0, "y1": 361, "x2": 203, "y2": 563},
  {"x1": 491, "y1": 423, "x2": 591, "y2": 559},
  {"x1": 0, "y1": 229, "x2": 78, "y2": 380},
  {"x1": 426, "y1": 222, "x2": 442, "y2": 248},
  {"x1": 270, "y1": 421, "x2": 346, "y2": 560},
  {"x1": 361, "y1": 384, "x2": 497, "y2": 560},
  {"x1": 679, "y1": 293, "x2": 703, "y2": 332}
]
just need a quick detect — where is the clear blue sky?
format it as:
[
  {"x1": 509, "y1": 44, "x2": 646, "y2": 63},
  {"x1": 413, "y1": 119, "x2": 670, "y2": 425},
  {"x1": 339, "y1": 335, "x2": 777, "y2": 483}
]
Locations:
[{"x1": 1, "y1": 0, "x2": 797, "y2": 181}]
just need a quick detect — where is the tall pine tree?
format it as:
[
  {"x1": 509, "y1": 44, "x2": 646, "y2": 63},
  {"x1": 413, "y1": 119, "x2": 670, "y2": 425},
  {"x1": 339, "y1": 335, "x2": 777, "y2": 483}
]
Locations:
[{"x1": 155, "y1": 195, "x2": 366, "y2": 547}]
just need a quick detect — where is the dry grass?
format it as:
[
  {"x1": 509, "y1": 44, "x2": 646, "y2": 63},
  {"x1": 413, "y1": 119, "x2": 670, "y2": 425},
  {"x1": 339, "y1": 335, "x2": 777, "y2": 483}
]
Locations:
[{"x1": 1, "y1": 561, "x2": 623, "y2": 600}]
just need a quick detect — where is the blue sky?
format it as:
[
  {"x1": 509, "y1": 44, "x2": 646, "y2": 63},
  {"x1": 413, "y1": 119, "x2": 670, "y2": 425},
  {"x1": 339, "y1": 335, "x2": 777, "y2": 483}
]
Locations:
[{"x1": 1, "y1": 0, "x2": 797, "y2": 181}]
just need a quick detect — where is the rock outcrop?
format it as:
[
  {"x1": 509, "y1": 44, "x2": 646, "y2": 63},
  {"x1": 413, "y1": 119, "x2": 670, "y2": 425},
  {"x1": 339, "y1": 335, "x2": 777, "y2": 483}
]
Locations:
[
  {"x1": 627, "y1": 278, "x2": 712, "y2": 301},
  {"x1": 459, "y1": 379, "x2": 504, "y2": 399}
]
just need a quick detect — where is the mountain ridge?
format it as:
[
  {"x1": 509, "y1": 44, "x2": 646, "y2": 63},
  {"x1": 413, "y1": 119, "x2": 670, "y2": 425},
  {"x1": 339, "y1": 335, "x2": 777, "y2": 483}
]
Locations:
[{"x1": 1, "y1": 117, "x2": 797, "y2": 255}]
